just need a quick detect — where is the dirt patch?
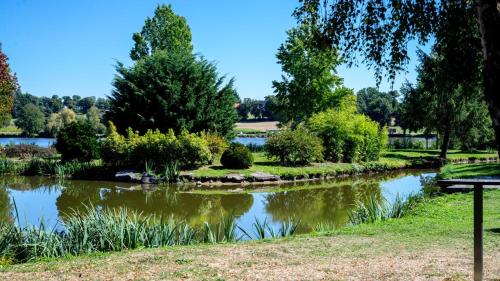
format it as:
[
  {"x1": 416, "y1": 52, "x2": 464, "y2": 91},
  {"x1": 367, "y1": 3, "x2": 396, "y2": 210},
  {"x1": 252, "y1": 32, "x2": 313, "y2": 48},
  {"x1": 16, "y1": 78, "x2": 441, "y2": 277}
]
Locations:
[{"x1": 2, "y1": 236, "x2": 498, "y2": 280}]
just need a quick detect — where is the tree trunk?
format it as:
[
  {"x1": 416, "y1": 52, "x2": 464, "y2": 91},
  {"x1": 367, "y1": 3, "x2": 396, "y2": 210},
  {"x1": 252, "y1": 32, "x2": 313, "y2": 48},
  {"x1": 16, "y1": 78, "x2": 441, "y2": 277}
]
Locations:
[
  {"x1": 440, "y1": 129, "x2": 451, "y2": 159},
  {"x1": 475, "y1": 0, "x2": 500, "y2": 157}
]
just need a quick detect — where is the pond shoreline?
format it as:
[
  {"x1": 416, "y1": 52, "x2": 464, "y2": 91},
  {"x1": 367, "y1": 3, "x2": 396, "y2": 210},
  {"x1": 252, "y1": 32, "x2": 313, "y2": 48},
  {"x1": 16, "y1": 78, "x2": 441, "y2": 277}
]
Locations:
[{"x1": 156, "y1": 157, "x2": 498, "y2": 187}]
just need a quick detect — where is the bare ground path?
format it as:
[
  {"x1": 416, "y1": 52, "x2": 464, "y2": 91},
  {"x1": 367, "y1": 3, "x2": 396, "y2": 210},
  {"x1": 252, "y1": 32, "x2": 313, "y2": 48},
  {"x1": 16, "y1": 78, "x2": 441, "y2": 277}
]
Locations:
[{"x1": 1, "y1": 234, "x2": 498, "y2": 281}]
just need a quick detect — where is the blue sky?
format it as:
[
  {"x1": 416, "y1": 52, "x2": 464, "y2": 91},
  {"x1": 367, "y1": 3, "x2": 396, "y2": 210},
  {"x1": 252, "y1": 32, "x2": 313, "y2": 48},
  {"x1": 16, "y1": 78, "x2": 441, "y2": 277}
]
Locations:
[{"x1": 0, "y1": 0, "x2": 424, "y2": 99}]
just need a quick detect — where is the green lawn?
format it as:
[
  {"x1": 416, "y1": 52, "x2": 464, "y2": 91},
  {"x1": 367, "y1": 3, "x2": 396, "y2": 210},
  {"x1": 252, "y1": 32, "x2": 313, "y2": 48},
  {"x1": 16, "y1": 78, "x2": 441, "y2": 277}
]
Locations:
[
  {"x1": 185, "y1": 149, "x2": 498, "y2": 179},
  {"x1": 439, "y1": 163, "x2": 500, "y2": 179},
  {"x1": 0, "y1": 123, "x2": 22, "y2": 136},
  {"x1": 1, "y1": 190, "x2": 498, "y2": 280}
]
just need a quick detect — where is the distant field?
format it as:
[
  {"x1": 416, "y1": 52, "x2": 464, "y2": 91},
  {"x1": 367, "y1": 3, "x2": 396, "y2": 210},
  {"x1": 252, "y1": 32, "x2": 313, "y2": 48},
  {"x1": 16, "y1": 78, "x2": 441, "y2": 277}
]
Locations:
[
  {"x1": 0, "y1": 122, "x2": 22, "y2": 135},
  {"x1": 235, "y1": 121, "x2": 278, "y2": 132}
]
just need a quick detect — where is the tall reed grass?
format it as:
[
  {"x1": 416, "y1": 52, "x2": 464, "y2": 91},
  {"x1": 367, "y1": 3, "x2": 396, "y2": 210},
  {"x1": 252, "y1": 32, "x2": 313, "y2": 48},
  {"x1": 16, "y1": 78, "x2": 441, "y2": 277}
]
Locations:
[
  {"x1": 0, "y1": 206, "x2": 299, "y2": 265},
  {"x1": 348, "y1": 193, "x2": 424, "y2": 225}
]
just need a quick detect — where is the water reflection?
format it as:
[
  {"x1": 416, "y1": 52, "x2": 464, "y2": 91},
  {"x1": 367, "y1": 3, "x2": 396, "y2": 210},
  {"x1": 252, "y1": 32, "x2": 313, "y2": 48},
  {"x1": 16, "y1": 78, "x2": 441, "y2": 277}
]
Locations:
[{"x1": 0, "y1": 170, "x2": 436, "y2": 232}]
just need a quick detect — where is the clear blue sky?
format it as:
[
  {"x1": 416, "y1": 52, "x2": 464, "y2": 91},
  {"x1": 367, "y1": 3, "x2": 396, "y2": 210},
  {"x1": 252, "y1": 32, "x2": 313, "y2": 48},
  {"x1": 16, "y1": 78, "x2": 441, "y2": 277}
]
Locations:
[{"x1": 0, "y1": 0, "x2": 424, "y2": 100}]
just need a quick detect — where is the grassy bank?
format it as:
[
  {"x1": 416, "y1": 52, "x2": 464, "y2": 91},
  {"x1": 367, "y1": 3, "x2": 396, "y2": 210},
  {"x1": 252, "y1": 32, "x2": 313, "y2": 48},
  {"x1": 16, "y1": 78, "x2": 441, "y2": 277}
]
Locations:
[
  {"x1": 0, "y1": 149, "x2": 497, "y2": 183},
  {"x1": 1, "y1": 190, "x2": 498, "y2": 280},
  {"x1": 185, "y1": 149, "x2": 498, "y2": 181},
  {"x1": 440, "y1": 162, "x2": 500, "y2": 179}
]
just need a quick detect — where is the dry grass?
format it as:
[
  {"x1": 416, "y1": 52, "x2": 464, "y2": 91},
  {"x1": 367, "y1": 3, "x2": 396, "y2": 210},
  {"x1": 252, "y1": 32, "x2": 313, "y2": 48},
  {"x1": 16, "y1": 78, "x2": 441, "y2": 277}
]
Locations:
[
  {"x1": 235, "y1": 121, "x2": 279, "y2": 131},
  {"x1": 1, "y1": 235, "x2": 498, "y2": 280}
]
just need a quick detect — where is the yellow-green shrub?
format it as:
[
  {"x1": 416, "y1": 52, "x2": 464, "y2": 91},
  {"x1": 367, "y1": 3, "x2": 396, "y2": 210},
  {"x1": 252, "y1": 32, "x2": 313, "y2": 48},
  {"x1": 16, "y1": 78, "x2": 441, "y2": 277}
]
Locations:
[
  {"x1": 201, "y1": 131, "x2": 228, "y2": 164},
  {"x1": 308, "y1": 99, "x2": 385, "y2": 163},
  {"x1": 101, "y1": 122, "x2": 211, "y2": 170}
]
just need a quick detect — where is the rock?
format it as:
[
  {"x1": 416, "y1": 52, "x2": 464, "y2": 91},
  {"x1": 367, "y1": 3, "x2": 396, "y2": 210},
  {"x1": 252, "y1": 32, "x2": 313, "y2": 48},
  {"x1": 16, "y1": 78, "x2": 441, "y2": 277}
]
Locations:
[
  {"x1": 115, "y1": 170, "x2": 142, "y2": 182},
  {"x1": 224, "y1": 174, "x2": 246, "y2": 183},
  {"x1": 141, "y1": 173, "x2": 158, "y2": 184},
  {"x1": 251, "y1": 172, "x2": 280, "y2": 182},
  {"x1": 196, "y1": 181, "x2": 202, "y2": 186}
]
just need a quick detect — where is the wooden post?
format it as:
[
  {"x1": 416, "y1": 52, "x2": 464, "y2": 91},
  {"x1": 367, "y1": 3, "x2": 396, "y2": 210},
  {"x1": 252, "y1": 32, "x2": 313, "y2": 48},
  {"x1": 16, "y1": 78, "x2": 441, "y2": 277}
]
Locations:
[
  {"x1": 474, "y1": 184, "x2": 483, "y2": 281},
  {"x1": 436, "y1": 179, "x2": 500, "y2": 280}
]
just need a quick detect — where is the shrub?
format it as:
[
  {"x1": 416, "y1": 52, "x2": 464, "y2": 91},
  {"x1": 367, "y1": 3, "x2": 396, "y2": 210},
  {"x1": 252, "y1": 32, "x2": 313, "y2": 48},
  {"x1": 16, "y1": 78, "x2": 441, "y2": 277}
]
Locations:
[
  {"x1": 308, "y1": 105, "x2": 385, "y2": 163},
  {"x1": 55, "y1": 120, "x2": 99, "y2": 162},
  {"x1": 220, "y1": 143, "x2": 253, "y2": 169},
  {"x1": 101, "y1": 122, "x2": 211, "y2": 170},
  {"x1": 177, "y1": 130, "x2": 211, "y2": 168},
  {"x1": 201, "y1": 132, "x2": 228, "y2": 164},
  {"x1": 1, "y1": 144, "x2": 56, "y2": 159},
  {"x1": 265, "y1": 127, "x2": 324, "y2": 166}
]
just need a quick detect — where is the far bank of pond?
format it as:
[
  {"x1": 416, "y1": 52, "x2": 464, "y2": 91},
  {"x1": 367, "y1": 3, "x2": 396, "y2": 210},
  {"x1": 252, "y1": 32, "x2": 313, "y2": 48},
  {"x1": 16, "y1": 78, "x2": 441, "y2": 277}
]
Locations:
[{"x1": 0, "y1": 170, "x2": 435, "y2": 234}]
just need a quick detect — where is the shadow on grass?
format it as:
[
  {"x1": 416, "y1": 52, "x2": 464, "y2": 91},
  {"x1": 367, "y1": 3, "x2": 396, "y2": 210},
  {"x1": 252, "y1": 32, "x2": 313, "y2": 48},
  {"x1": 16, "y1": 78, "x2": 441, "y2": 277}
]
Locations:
[
  {"x1": 486, "y1": 228, "x2": 500, "y2": 234},
  {"x1": 449, "y1": 164, "x2": 500, "y2": 178}
]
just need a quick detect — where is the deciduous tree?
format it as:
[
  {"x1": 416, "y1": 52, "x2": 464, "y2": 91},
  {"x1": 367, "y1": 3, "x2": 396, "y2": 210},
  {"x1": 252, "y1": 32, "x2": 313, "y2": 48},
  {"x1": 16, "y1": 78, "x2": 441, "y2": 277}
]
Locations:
[
  {"x1": 0, "y1": 45, "x2": 17, "y2": 127},
  {"x1": 294, "y1": 0, "x2": 500, "y2": 156}
]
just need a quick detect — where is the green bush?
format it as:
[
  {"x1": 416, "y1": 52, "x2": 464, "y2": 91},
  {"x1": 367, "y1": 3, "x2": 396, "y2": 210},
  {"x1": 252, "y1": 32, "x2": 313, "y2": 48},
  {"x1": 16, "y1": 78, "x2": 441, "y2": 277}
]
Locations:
[
  {"x1": 177, "y1": 130, "x2": 211, "y2": 168},
  {"x1": 55, "y1": 120, "x2": 99, "y2": 162},
  {"x1": 220, "y1": 143, "x2": 253, "y2": 169},
  {"x1": 265, "y1": 127, "x2": 324, "y2": 166},
  {"x1": 201, "y1": 132, "x2": 228, "y2": 164},
  {"x1": 101, "y1": 122, "x2": 211, "y2": 170},
  {"x1": 308, "y1": 100, "x2": 386, "y2": 163}
]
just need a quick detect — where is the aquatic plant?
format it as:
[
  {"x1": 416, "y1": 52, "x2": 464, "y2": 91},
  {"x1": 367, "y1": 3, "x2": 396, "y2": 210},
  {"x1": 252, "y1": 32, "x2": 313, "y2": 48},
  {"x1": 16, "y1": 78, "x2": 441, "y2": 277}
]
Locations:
[{"x1": 348, "y1": 193, "x2": 424, "y2": 225}]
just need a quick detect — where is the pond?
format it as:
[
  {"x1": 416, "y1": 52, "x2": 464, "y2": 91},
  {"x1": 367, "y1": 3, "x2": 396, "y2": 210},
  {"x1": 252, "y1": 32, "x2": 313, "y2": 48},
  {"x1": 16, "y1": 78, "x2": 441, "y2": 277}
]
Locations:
[
  {"x1": 233, "y1": 137, "x2": 266, "y2": 146},
  {"x1": 0, "y1": 170, "x2": 435, "y2": 235},
  {"x1": 0, "y1": 137, "x2": 55, "y2": 148}
]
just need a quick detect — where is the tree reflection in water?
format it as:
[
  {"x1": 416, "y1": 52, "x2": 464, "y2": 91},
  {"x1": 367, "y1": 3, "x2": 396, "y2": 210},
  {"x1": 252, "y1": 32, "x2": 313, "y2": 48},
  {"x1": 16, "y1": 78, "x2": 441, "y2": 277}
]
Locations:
[{"x1": 0, "y1": 170, "x2": 431, "y2": 232}]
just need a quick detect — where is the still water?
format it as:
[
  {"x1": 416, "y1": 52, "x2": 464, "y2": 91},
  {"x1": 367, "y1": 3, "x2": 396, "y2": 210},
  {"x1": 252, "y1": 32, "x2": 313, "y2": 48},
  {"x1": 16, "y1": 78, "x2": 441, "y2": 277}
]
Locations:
[
  {"x1": 233, "y1": 137, "x2": 267, "y2": 146},
  {"x1": 0, "y1": 171, "x2": 435, "y2": 233},
  {"x1": 0, "y1": 137, "x2": 55, "y2": 148}
]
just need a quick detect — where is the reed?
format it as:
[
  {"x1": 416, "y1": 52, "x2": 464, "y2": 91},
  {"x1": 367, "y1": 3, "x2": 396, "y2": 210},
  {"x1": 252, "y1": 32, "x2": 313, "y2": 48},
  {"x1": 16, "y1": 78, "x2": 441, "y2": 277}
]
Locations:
[
  {"x1": 0, "y1": 205, "x2": 300, "y2": 265},
  {"x1": 348, "y1": 193, "x2": 424, "y2": 225}
]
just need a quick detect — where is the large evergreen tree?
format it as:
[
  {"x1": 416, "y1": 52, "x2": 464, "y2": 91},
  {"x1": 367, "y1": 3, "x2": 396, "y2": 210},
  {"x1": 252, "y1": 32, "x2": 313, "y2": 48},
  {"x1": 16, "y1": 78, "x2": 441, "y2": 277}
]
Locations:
[
  {"x1": 108, "y1": 51, "x2": 238, "y2": 137},
  {"x1": 108, "y1": 5, "x2": 238, "y2": 137}
]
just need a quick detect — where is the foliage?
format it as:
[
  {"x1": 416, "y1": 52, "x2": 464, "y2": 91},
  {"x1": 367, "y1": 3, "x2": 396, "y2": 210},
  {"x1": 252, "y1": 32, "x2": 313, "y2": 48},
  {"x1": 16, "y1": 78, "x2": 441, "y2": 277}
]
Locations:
[
  {"x1": 177, "y1": 130, "x2": 211, "y2": 169},
  {"x1": 348, "y1": 193, "x2": 424, "y2": 225},
  {"x1": 86, "y1": 106, "x2": 106, "y2": 134},
  {"x1": 46, "y1": 107, "x2": 77, "y2": 136},
  {"x1": 108, "y1": 51, "x2": 238, "y2": 138},
  {"x1": 294, "y1": 0, "x2": 500, "y2": 158},
  {"x1": 201, "y1": 132, "x2": 228, "y2": 164},
  {"x1": 220, "y1": 143, "x2": 254, "y2": 169},
  {"x1": 130, "y1": 4, "x2": 192, "y2": 61},
  {"x1": 14, "y1": 103, "x2": 45, "y2": 136},
  {"x1": 265, "y1": 127, "x2": 323, "y2": 166},
  {"x1": 13, "y1": 93, "x2": 105, "y2": 118},
  {"x1": 0, "y1": 144, "x2": 56, "y2": 159},
  {"x1": 308, "y1": 96, "x2": 386, "y2": 163},
  {"x1": 101, "y1": 122, "x2": 210, "y2": 170},
  {"x1": 272, "y1": 23, "x2": 346, "y2": 123},
  {"x1": 356, "y1": 87, "x2": 399, "y2": 126},
  {"x1": 55, "y1": 120, "x2": 99, "y2": 162},
  {"x1": 0, "y1": 45, "x2": 17, "y2": 127},
  {"x1": 237, "y1": 98, "x2": 266, "y2": 120},
  {"x1": 400, "y1": 47, "x2": 488, "y2": 158}
]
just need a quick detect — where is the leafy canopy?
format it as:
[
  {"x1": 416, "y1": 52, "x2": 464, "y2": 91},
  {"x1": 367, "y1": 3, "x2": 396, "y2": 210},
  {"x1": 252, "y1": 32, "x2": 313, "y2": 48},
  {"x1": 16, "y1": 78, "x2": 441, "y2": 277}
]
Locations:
[
  {"x1": 272, "y1": 23, "x2": 349, "y2": 123},
  {"x1": 130, "y1": 4, "x2": 192, "y2": 61},
  {"x1": 14, "y1": 103, "x2": 45, "y2": 136},
  {"x1": 0, "y1": 45, "x2": 17, "y2": 127}
]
